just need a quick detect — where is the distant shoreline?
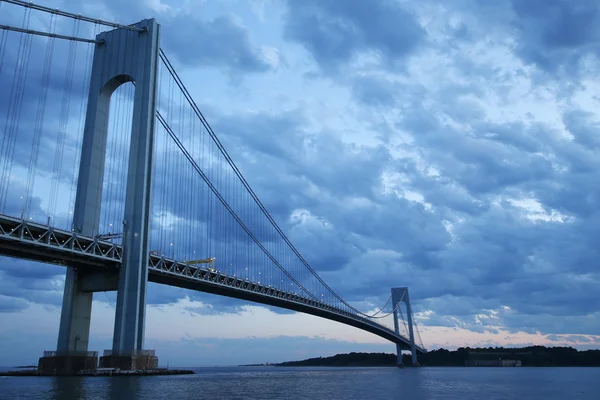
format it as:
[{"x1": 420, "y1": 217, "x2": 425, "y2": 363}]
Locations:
[{"x1": 240, "y1": 347, "x2": 600, "y2": 368}]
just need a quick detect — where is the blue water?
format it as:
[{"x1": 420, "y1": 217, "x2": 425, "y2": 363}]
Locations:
[{"x1": 0, "y1": 366, "x2": 599, "y2": 399}]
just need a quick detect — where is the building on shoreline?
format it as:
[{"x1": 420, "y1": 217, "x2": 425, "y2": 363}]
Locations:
[
  {"x1": 465, "y1": 359, "x2": 522, "y2": 367},
  {"x1": 465, "y1": 351, "x2": 527, "y2": 367}
]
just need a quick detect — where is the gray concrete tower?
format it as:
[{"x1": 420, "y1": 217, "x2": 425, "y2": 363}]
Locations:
[
  {"x1": 392, "y1": 287, "x2": 418, "y2": 366},
  {"x1": 55, "y1": 18, "x2": 160, "y2": 369}
]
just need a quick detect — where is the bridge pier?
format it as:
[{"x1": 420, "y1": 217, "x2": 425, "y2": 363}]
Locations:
[
  {"x1": 392, "y1": 287, "x2": 419, "y2": 367},
  {"x1": 38, "y1": 18, "x2": 160, "y2": 375},
  {"x1": 39, "y1": 268, "x2": 117, "y2": 375},
  {"x1": 57, "y1": 268, "x2": 93, "y2": 355}
]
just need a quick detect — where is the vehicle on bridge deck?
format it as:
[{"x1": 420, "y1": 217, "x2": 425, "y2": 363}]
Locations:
[{"x1": 185, "y1": 257, "x2": 216, "y2": 271}]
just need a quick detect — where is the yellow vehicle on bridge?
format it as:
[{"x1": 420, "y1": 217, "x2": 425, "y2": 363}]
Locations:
[{"x1": 185, "y1": 257, "x2": 216, "y2": 271}]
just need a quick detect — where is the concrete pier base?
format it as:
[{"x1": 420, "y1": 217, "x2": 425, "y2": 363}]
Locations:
[
  {"x1": 99, "y1": 350, "x2": 158, "y2": 370},
  {"x1": 396, "y1": 362, "x2": 420, "y2": 368},
  {"x1": 38, "y1": 352, "x2": 98, "y2": 376}
]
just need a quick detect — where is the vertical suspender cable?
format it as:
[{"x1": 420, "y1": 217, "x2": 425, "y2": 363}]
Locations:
[
  {"x1": 0, "y1": 8, "x2": 33, "y2": 212},
  {"x1": 24, "y1": 13, "x2": 56, "y2": 220},
  {"x1": 48, "y1": 18, "x2": 79, "y2": 221}
]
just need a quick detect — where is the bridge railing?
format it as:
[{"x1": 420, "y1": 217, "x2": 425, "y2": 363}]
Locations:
[
  {"x1": 0, "y1": 214, "x2": 422, "y2": 351},
  {"x1": 102, "y1": 349, "x2": 156, "y2": 357},
  {"x1": 43, "y1": 350, "x2": 99, "y2": 358}
]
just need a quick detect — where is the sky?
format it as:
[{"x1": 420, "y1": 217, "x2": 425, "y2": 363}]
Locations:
[{"x1": 1, "y1": 0, "x2": 600, "y2": 367}]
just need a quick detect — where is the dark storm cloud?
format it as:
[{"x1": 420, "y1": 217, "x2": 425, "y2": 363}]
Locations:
[
  {"x1": 55, "y1": 0, "x2": 273, "y2": 75},
  {"x1": 212, "y1": 109, "x2": 391, "y2": 211},
  {"x1": 159, "y1": 14, "x2": 271, "y2": 73},
  {"x1": 439, "y1": 0, "x2": 600, "y2": 76},
  {"x1": 348, "y1": 109, "x2": 599, "y2": 335},
  {"x1": 142, "y1": 284, "x2": 246, "y2": 314},
  {"x1": 563, "y1": 110, "x2": 600, "y2": 150},
  {"x1": 509, "y1": 0, "x2": 600, "y2": 74},
  {"x1": 3, "y1": 0, "x2": 600, "y2": 341},
  {"x1": 0, "y1": 258, "x2": 64, "y2": 307},
  {"x1": 149, "y1": 102, "x2": 453, "y2": 308},
  {"x1": 239, "y1": 0, "x2": 600, "y2": 336},
  {"x1": 383, "y1": 97, "x2": 600, "y2": 332},
  {"x1": 0, "y1": 295, "x2": 29, "y2": 313},
  {"x1": 0, "y1": 57, "x2": 298, "y2": 315},
  {"x1": 351, "y1": 75, "x2": 399, "y2": 107},
  {"x1": 205, "y1": 107, "x2": 455, "y2": 302},
  {"x1": 1, "y1": 0, "x2": 356, "y2": 314},
  {"x1": 283, "y1": 0, "x2": 425, "y2": 73}
]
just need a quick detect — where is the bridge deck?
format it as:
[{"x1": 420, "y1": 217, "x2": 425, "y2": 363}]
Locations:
[{"x1": 0, "y1": 214, "x2": 425, "y2": 353}]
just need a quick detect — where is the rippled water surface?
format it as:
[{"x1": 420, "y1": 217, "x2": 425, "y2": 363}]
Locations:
[{"x1": 1, "y1": 366, "x2": 599, "y2": 399}]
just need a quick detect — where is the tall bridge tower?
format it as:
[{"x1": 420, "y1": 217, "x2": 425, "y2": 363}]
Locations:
[
  {"x1": 392, "y1": 287, "x2": 419, "y2": 366},
  {"x1": 39, "y1": 19, "x2": 160, "y2": 374},
  {"x1": 0, "y1": 4, "x2": 427, "y2": 374}
]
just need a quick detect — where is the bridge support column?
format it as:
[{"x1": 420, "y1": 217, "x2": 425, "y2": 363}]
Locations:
[
  {"x1": 41, "y1": 18, "x2": 161, "y2": 375},
  {"x1": 392, "y1": 287, "x2": 418, "y2": 367},
  {"x1": 40, "y1": 269, "x2": 119, "y2": 375},
  {"x1": 57, "y1": 268, "x2": 93, "y2": 354},
  {"x1": 392, "y1": 301, "x2": 403, "y2": 367},
  {"x1": 87, "y1": 18, "x2": 160, "y2": 371}
]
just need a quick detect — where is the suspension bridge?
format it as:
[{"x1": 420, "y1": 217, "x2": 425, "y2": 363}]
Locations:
[{"x1": 0, "y1": 0, "x2": 426, "y2": 373}]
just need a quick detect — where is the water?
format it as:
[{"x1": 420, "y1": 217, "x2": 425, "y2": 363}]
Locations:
[{"x1": 1, "y1": 366, "x2": 599, "y2": 399}]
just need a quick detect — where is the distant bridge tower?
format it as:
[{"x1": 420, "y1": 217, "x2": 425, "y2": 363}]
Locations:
[
  {"x1": 40, "y1": 19, "x2": 161, "y2": 374},
  {"x1": 392, "y1": 287, "x2": 418, "y2": 366}
]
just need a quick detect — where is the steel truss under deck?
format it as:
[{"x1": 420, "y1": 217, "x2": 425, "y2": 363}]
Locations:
[{"x1": 0, "y1": 213, "x2": 425, "y2": 353}]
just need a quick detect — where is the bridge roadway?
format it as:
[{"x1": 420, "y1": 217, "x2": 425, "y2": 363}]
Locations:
[{"x1": 0, "y1": 213, "x2": 425, "y2": 353}]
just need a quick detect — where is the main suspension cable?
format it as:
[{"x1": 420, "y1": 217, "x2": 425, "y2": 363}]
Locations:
[
  {"x1": 0, "y1": 23, "x2": 102, "y2": 43},
  {"x1": 157, "y1": 49, "x2": 392, "y2": 319},
  {"x1": 156, "y1": 110, "x2": 318, "y2": 302},
  {"x1": 1, "y1": 0, "x2": 144, "y2": 31}
]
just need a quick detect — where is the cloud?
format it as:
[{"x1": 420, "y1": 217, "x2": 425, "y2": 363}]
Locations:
[
  {"x1": 0, "y1": 259, "x2": 64, "y2": 307},
  {"x1": 351, "y1": 75, "x2": 399, "y2": 107},
  {"x1": 509, "y1": 0, "x2": 600, "y2": 74},
  {"x1": 1, "y1": 299, "x2": 597, "y2": 366},
  {"x1": 160, "y1": 14, "x2": 273, "y2": 74},
  {"x1": 2, "y1": 0, "x2": 600, "y2": 366},
  {"x1": 435, "y1": 0, "x2": 600, "y2": 77},
  {"x1": 283, "y1": 0, "x2": 425, "y2": 73},
  {"x1": 0, "y1": 314, "x2": 395, "y2": 368},
  {"x1": 0, "y1": 295, "x2": 29, "y2": 313},
  {"x1": 52, "y1": 0, "x2": 275, "y2": 76}
]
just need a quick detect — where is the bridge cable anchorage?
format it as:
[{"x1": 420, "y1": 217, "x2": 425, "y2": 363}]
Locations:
[
  {"x1": 0, "y1": 24, "x2": 103, "y2": 44},
  {"x1": 155, "y1": 111, "x2": 318, "y2": 301},
  {"x1": 157, "y1": 50, "x2": 393, "y2": 319},
  {"x1": 1, "y1": 0, "x2": 145, "y2": 32}
]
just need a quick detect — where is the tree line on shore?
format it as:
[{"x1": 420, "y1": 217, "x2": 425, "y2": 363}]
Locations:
[{"x1": 272, "y1": 346, "x2": 600, "y2": 367}]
